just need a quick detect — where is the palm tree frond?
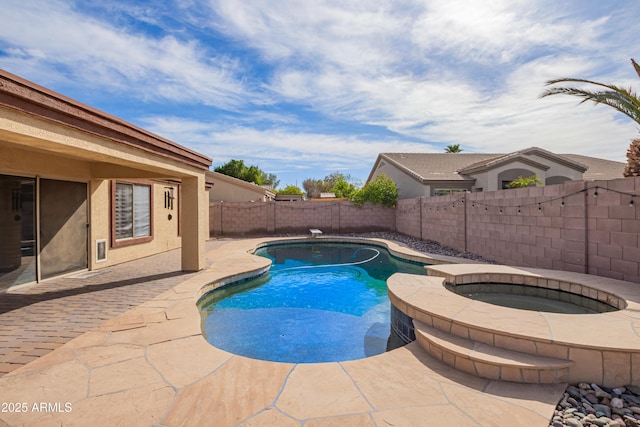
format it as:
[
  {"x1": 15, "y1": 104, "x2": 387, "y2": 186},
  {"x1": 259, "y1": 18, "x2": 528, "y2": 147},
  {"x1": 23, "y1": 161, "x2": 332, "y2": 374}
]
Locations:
[
  {"x1": 444, "y1": 144, "x2": 462, "y2": 153},
  {"x1": 540, "y1": 59, "x2": 640, "y2": 178},
  {"x1": 540, "y1": 63, "x2": 640, "y2": 126}
]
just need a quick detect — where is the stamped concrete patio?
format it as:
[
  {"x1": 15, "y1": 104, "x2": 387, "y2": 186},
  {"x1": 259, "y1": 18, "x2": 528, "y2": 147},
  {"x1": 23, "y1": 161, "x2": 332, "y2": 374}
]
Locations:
[{"x1": 0, "y1": 237, "x2": 570, "y2": 426}]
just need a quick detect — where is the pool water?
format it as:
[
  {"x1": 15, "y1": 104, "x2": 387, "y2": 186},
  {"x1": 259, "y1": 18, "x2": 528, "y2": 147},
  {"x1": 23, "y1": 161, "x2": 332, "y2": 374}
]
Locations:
[
  {"x1": 198, "y1": 242, "x2": 426, "y2": 363},
  {"x1": 448, "y1": 283, "x2": 618, "y2": 314}
]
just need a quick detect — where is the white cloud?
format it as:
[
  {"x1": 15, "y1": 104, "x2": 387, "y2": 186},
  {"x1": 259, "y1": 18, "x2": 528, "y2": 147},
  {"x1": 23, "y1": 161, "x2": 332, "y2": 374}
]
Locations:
[
  {"x1": 1, "y1": 0, "x2": 637, "y2": 184},
  {"x1": 0, "y1": 0, "x2": 253, "y2": 108},
  {"x1": 140, "y1": 115, "x2": 434, "y2": 174},
  {"x1": 218, "y1": 0, "x2": 635, "y2": 159},
  {"x1": 410, "y1": 1, "x2": 609, "y2": 63}
]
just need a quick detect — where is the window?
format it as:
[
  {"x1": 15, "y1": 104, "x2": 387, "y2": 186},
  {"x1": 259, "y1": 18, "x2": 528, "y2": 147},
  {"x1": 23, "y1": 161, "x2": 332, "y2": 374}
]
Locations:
[
  {"x1": 433, "y1": 188, "x2": 467, "y2": 196},
  {"x1": 111, "y1": 181, "x2": 153, "y2": 247}
]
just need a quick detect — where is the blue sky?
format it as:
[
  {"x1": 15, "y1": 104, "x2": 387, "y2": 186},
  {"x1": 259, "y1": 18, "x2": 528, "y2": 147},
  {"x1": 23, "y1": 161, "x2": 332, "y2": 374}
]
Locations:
[{"x1": 1, "y1": 1, "x2": 638, "y2": 188}]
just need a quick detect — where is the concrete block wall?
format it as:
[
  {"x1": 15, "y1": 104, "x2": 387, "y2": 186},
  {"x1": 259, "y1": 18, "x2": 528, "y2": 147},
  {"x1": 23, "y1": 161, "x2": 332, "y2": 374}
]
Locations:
[
  {"x1": 465, "y1": 181, "x2": 589, "y2": 273},
  {"x1": 396, "y1": 199, "x2": 421, "y2": 238},
  {"x1": 210, "y1": 202, "x2": 269, "y2": 235},
  {"x1": 396, "y1": 176, "x2": 640, "y2": 284},
  {"x1": 339, "y1": 202, "x2": 396, "y2": 232},
  {"x1": 210, "y1": 201, "x2": 396, "y2": 236},
  {"x1": 421, "y1": 194, "x2": 466, "y2": 253},
  {"x1": 274, "y1": 202, "x2": 334, "y2": 234},
  {"x1": 586, "y1": 178, "x2": 640, "y2": 282},
  {"x1": 211, "y1": 176, "x2": 640, "y2": 283},
  {"x1": 396, "y1": 195, "x2": 466, "y2": 253}
]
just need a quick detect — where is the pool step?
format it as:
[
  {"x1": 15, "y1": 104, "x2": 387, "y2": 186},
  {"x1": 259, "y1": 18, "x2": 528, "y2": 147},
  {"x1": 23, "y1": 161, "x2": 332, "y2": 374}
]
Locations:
[{"x1": 414, "y1": 320, "x2": 573, "y2": 384}]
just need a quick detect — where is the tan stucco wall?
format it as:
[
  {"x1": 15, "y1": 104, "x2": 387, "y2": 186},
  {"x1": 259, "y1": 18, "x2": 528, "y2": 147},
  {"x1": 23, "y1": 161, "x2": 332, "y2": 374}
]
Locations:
[
  {"x1": 472, "y1": 155, "x2": 583, "y2": 192},
  {"x1": 209, "y1": 179, "x2": 268, "y2": 202},
  {"x1": 88, "y1": 180, "x2": 182, "y2": 269},
  {"x1": 0, "y1": 107, "x2": 201, "y2": 179},
  {"x1": 1, "y1": 104, "x2": 209, "y2": 280},
  {"x1": 0, "y1": 142, "x2": 92, "y2": 181},
  {"x1": 180, "y1": 175, "x2": 208, "y2": 271},
  {"x1": 472, "y1": 160, "x2": 545, "y2": 192},
  {"x1": 371, "y1": 162, "x2": 430, "y2": 199},
  {"x1": 0, "y1": 146, "x2": 184, "y2": 273}
]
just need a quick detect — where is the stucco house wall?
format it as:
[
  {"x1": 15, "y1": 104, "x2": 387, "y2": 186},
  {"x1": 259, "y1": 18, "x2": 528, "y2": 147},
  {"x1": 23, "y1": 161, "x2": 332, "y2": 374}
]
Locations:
[
  {"x1": 369, "y1": 161, "x2": 430, "y2": 199},
  {"x1": 543, "y1": 162, "x2": 583, "y2": 183},
  {"x1": 207, "y1": 171, "x2": 275, "y2": 202},
  {"x1": 88, "y1": 179, "x2": 182, "y2": 267},
  {"x1": 0, "y1": 69, "x2": 211, "y2": 290},
  {"x1": 475, "y1": 160, "x2": 547, "y2": 191}
]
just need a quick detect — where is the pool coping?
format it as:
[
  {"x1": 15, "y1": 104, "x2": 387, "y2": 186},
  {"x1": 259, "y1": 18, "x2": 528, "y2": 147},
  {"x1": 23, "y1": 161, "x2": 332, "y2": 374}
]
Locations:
[{"x1": 0, "y1": 237, "x2": 570, "y2": 426}]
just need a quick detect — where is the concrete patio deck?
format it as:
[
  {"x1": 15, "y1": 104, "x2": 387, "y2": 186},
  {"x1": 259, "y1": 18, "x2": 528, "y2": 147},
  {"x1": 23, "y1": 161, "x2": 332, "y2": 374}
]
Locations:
[{"x1": 0, "y1": 237, "x2": 567, "y2": 426}]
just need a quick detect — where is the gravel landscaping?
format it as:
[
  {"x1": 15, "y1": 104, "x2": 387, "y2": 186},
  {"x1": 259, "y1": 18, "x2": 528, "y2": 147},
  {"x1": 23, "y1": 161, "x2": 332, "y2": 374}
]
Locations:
[{"x1": 337, "y1": 231, "x2": 496, "y2": 263}]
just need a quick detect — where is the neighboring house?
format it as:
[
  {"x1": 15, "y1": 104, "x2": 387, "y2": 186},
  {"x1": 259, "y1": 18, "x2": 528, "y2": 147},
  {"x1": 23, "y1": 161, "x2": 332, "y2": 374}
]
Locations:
[
  {"x1": 308, "y1": 193, "x2": 348, "y2": 202},
  {"x1": 207, "y1": 171, "x2": 275, "y2": 202},
  {"x1": 320, "y1": 192, "x2": 337, "y2": 198},
  {"x1": 0, "y1": 69, "x2": 212, "y2": 291},
  {"x1": 367, "y1": 147, "x2": 625, "y2": 199},
  {"x1": 275, "y1": 194, "x2": 304, "y2": 202}
]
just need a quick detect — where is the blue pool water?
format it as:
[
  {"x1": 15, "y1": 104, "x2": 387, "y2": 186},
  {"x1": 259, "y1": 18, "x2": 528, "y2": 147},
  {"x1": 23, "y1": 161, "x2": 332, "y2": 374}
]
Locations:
[{"x1": 198, "y1": 242, "x2": 426, "y2": 363}]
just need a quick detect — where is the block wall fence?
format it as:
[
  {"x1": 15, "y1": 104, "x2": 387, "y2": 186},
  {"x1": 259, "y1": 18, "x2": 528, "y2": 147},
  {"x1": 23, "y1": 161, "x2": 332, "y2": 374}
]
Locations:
[
  {"x1": 209, "y1": 201, "x2": 396, "y2": 236},
  {"x1": 397, "y1": 176, "x2": 640, "y2": 284},
  {"x1": 209, "y1": 176, "x2": 640, "y2": 284}
]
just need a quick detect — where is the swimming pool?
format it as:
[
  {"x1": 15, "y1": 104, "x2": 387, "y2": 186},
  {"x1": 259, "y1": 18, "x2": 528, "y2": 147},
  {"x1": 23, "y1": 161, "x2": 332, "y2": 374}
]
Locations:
[{"x1": 198, "y1": 242, "x2": 426, "y2": 363}]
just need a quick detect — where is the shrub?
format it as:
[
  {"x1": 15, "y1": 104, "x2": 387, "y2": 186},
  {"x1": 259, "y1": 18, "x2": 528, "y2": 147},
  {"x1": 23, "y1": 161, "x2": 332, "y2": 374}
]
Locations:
[
  {"x1": 351, "y1": 174, "x2": 399, "y2": 207},
  {"x1": 277, "y1": 185, "x2": 304, "y2": 195},
  {"x1": 507, "y1": 175, "x2": 542, "y2": 188}
]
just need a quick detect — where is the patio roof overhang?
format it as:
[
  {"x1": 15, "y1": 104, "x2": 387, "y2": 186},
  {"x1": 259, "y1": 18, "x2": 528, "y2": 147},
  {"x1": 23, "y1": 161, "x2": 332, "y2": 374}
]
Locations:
[{"x1": 0, "y1": 68, "x2": 212, "y2": 179}]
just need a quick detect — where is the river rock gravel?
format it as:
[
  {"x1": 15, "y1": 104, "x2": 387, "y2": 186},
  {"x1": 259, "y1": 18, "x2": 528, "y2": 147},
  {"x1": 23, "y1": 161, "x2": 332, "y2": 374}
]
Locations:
[
  {"x1": 337, "y1": 231, "x2": 496, "y2": 263},
  {"x1": 551, "y1": 383, "x2": 640, "y2": 427}
]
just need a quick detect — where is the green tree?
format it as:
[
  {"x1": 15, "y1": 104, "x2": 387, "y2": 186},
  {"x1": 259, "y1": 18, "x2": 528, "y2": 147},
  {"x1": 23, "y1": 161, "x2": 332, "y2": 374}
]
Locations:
[
  {"x1": 541, "y1": 59, "x2": 640, "y2": 177},
  {"x1": 277, "y1": 185, "x2": 303, "y2": 195},
  {"x1": 214, "y1": 159, "x2": 279, "y2": 186},
  {"x1": 331, "y1": 176, "x2": 357, "y2": 198},
  {"x1": 444, "y1": 144, "x2": 463, "y2": 153},
  {"x1": 244, "y1": 165, "x2": 263, "y2": 185},
  {"x1": 261, "y1": 172, "x2": 280, "y2": 190},
  {"x1": 215, "y1": 159, "x2": 248, "y2": 179},
  {"x1": 302, "y1": 178, "x2": 325, "y2": 198},
  {"x1": 351, "y1": 174, "x2": 399, "y2": 208},
  {"x1": 507, "y1": 175, "x2": 542, "y2": 189},
  {"x1": 303, "y1": 172, "x2": 359, "y2": 198}
]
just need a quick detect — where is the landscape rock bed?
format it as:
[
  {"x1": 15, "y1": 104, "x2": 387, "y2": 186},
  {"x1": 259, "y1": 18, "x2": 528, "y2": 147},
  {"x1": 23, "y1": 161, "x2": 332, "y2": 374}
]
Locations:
[
  {"x1": 337, "y1": 231, "x2": 496, "y2": 263},
  {"x1": 550, "y1": 383, "x2": 640, "y2": 427}
]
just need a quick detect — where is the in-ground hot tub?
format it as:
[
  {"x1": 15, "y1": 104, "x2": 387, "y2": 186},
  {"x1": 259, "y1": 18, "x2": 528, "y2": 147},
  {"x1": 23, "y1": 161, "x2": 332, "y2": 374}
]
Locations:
[
  {"x1": 387, "y1": 264, "x2": 639, "y2": 386},
  {"x1": 446, "y1": 282, "x2": 620, "y2": 314},
  {"x1": 429, "y1": 263, "x2": 628, "y2": 316}
]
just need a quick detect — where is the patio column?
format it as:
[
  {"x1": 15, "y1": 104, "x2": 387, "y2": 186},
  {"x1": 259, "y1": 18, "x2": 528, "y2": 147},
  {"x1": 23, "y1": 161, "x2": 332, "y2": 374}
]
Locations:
[{"x1": 181, "y1": 175, "x2": 207, "y2": 271}]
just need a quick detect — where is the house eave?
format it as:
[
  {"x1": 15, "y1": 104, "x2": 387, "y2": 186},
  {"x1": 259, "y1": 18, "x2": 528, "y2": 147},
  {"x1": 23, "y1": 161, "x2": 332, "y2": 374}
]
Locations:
[
  {"x1": 460, "y1": 155, "x2": 551, "y2": 175},
  {"x1": 0, "y1": 69, "x2": 212, "y2": 171}
]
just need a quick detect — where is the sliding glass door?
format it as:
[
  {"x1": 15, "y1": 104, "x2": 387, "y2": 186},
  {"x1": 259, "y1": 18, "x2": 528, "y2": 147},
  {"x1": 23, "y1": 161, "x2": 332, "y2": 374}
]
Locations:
[
  {"x1": 0, "y1": 175, "x2": 36, "y2": 289},
  {"x1": 0, "y1": 175, "x2": 88, "y2": 289}
]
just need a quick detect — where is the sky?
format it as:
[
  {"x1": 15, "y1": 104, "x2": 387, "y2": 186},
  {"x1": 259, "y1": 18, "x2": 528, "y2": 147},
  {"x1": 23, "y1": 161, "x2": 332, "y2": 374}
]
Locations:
[{"x1": 0, "y1": 1, "x2": 638, "y2": 189}]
